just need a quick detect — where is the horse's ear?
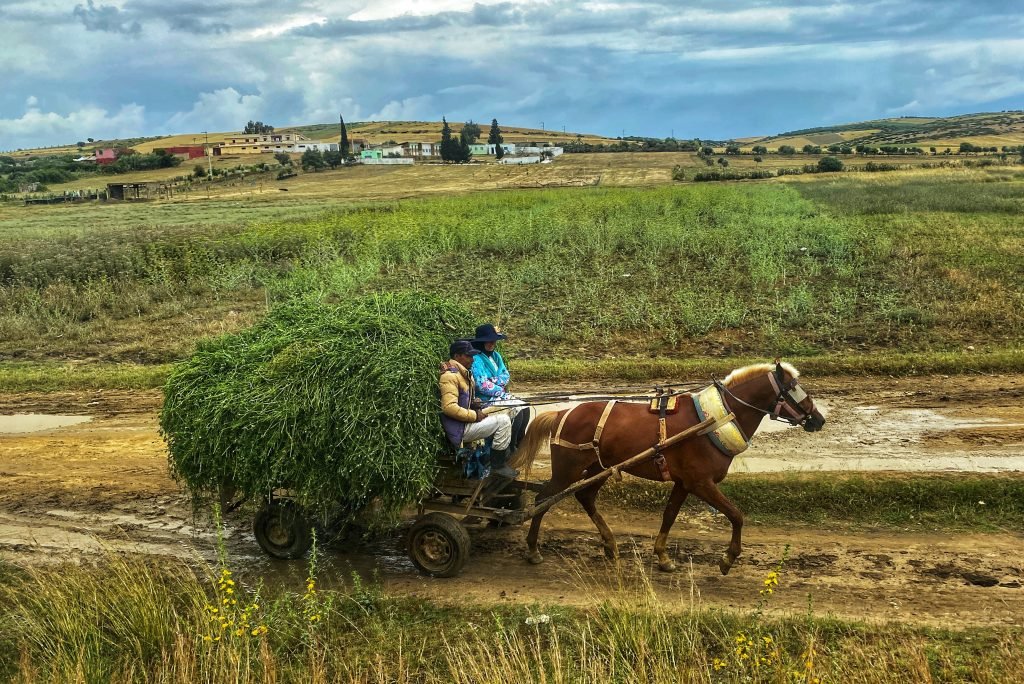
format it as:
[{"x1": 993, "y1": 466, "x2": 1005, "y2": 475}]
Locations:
[{"x1": 775, "y1": 360, "x2": 784, "y2": 380}]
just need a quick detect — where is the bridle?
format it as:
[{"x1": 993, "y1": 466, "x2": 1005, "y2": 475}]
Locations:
[{"x1": 714, "y1": 363, "x2": 818, "y2": 427}]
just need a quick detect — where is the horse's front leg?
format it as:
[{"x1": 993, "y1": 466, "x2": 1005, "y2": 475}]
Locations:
[
  {"x1": 575, "y1": 477, "x2": 617, "y2": 560},
  {"x1": 693, "y1": 481, "x2": 744, "y2": 575},
  {"x1": 654, "y1": 481, "x2": 689, "y2": 572},
  {"x1": 526, "y1": 478, "x2": 561, "y2": 564}
]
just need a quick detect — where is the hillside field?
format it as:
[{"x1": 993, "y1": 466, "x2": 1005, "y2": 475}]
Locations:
[{"x1": 2, "y1": 165, "x2": 1022, "y2": 366}]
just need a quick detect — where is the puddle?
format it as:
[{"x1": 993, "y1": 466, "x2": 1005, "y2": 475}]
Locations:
[{"x1": 0, "y1": 414, "x2": 92, "y2": 434}]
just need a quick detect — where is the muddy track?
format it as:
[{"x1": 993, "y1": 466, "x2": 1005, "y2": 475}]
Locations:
[{"x1": 1, "y1": 375, "x2": 1023, "y2": 627}]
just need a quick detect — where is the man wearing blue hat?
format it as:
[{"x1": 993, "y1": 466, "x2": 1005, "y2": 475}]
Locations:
[{"x1": 439, "y1": 339, "x2": 517, "y2": 479}]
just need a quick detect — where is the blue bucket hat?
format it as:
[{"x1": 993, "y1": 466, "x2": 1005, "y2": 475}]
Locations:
[{"x1": 473, "y1": 323, "x2": 507, "y2": 343}]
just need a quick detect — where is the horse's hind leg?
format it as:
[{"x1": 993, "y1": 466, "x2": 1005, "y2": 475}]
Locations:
[
  {"x1": 654, "y1": 482, "x2": 689, "y2": 572},
  {"x1": 526, "y1": 478, "x2": 559, "y2": 565},
  {"x1": 575, "y1": 477, "x2": 617, "y2": 560},
  {"x1": 692, "y1": 481, "x2": 744, "y2": 575}
]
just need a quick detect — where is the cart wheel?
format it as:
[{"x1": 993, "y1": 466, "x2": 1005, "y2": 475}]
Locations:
[
  {"x1": 253, "y1": 500, "x2": 313, "y2": 559},
  {"x1": 408, "y1": 512, "x2": 471, "y2": 577}
]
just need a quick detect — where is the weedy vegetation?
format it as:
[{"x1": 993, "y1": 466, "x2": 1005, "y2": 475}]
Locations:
[
  {"x1": 160, "y1": 292, "x2": 474, "y2": 521},
  {"x1": 2, "y1": 173, "x2": 1023, "y2": 372},
  {"x1": 1, "y1": 546, "x2": 1021, "y2": 683}
]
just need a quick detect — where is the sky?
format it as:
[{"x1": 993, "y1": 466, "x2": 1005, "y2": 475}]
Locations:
[{"x1": 2, "y1": 0, "x2": 1024, "y2": 150}]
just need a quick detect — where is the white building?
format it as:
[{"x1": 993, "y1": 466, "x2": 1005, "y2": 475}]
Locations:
[{"x1": 216, "y1": 132, "x2": 338, "y2": 155}]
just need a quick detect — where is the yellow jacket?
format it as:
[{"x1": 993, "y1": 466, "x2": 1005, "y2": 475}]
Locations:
[{"x1": 439, "y1": 360, "x2": 478, "y2": 423}]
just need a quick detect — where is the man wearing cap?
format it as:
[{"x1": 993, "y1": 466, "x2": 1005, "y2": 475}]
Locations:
[{"x1": 439, "y1": 339, "x2": 517, "y2": 479}]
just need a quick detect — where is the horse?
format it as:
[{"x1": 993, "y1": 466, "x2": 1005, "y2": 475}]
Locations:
[{"x1": 511, "y1": 362, "x2": 825, "y2": 575}]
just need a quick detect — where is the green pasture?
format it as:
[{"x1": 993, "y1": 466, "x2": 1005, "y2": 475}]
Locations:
[{"x1": 1, "y1": 171, "x2": 1022, "y2": 369}]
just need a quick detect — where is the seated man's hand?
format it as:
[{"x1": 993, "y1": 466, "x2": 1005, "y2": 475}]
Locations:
[{"x1": 474, "y1": 409, "x2": 486, "y2": 422}]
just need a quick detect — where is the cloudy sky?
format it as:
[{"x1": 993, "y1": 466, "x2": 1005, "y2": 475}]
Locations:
[{"x1": 3, "y1": 0, "x2": 1023, "y2": 150}]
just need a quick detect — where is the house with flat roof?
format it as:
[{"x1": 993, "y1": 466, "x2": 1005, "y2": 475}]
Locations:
[{"x1": 215, "y1": 132, "x2": 338, "y2": 155}]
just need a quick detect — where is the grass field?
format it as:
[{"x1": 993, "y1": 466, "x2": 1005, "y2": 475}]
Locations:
[
  {"x1": 2, "y1": 549, "x2": 1021, "y2": 683},
  {"x1": 2, "y1": 167, "x2": 1022, "y2": 366}
]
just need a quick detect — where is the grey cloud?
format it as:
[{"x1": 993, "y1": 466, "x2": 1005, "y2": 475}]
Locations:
[
  {"x1": 73, "y1": 0, "x2": 142, "y2": 36},
  {"x1": 166, "y1": 16, "x2": 232, "y2": 34}
]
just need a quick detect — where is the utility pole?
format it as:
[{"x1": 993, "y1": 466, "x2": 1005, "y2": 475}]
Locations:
[
  {"x1": 204, "y1": 131, "x2": 213, "y2": 177},
  {"x1": 541, "y1": 121, "x2": 545, "y2": 131}
]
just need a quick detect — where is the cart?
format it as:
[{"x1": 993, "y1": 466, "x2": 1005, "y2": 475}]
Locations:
[{"x1": 251, "y1": 413, "x2": 723, "y2": 578}]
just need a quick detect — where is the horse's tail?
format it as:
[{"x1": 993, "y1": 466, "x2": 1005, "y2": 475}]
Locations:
[{"x1": 509, "y1": 410, "x2": 559, "y2": 473}]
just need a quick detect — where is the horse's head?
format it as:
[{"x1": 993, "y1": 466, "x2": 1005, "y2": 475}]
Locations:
[
  {"x1": 768, "y1": 362, "x2": 825, "y2": 431},
  {"x1": 721, "y1": 361, "x2": 825, "y2": 432}
]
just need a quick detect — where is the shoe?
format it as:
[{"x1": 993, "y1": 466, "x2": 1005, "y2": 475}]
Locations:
[
  {"x1": 491, "y1": 464, "x2": 519, "y2": 479},
  {"x1": 489, "y1": 448, "x2": 519, "y2": 480}
]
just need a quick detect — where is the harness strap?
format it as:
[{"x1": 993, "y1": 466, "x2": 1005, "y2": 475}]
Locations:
[
  {"x1": 767, "y1": 373, "x2": 806, "y2": 422},
  {"x1": 550, "y1": 400, "x2": 618, "y2": 468},
  {"x1": 652, "y1": 393, "x2": 671, "y2": 480}
]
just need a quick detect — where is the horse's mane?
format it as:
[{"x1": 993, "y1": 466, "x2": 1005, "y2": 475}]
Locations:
[{"x1": 722, "y1": 362, "x2": 799, "y2": 387}]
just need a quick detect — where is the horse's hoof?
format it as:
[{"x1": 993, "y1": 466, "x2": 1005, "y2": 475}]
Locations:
[
  {"x1": 658, "y1": 560, "x2": 677, "y2": 573},
  {"x1": 527, "y1": 552, "x2": 544, "y2": 565},
  {"x1": 719, "y1": 556, "x2": 733, "y2": 575}
]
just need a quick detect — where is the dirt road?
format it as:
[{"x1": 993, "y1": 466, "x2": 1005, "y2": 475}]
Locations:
[{"x1": 1, "y1": 375, "x2": 1022, "y2": 627}]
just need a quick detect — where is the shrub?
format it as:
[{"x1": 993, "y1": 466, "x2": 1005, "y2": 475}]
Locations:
[
  {"x1": 817, "y1": 156, "x2": 843, "y2": 172},
  {"x1": 160, "y1": 292, "x2": 475, "y2": 526}
]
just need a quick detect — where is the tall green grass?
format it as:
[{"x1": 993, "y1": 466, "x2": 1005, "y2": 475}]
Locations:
[
  {"x1": 2, "y1": 179, "x2": 1022, "y2": 363},
  {"x1": 1, "y1": 552, "x2": 1020, "y2": 683}
]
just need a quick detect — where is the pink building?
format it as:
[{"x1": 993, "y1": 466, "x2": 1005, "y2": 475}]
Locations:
[{"x1": 95, "y1": 148, "x2": 119, "y2": 165}]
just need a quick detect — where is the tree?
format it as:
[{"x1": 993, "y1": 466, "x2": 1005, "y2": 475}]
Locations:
[
  {"x1": 439, "y1": 117, "x2": 461, "y2": 162},
  {"x1": 274, "y1": 152, "x2": 291, "y2": 166},
  {"x1": 87, "y1": 137, "x2": 95, "y2": 143},
  {"x1": 751, "y1": 145, "x2": 767, "y2": 155},
  {"x1": 495, "y1": 143, "x2": 505, "y2": 160},
  {"x1": 193, "y1": 164, "x2": 206, "y2": 178},
  {"x1": 301, "y1": 148, "x2": 325, "y2": 171},
  {"x1": 458, "y1": 129, "x2": 473, "y2": 163},
  {"x1": 244, "y1": 121, "x2": 274, "y2": 134},
  {"x1": 725, "y1": 144, "x2": 741, "y2": 155},
  {"x1": 778, "y1": 145, "x2": 796, "y2": 155},
  {"x1": 487, "y1": 119, "x2": 503, "y2": 145},
  {"x1": 717, "y1": 157, "x2": 729, "y2": 168},
  {"x1": 802, "y1": 144, "x2": 821, "y2": 154},
  {"x1": 700, "y1": 146, "x2": 715, "y2": 157},
  {"x1": 817, "y1": 156, "x2": 843, "y2": 172},
  {"x1": 753, "y1": 155, "x2": 763, "y2": 163},
  {"x1": 76, "y1": 141, "x2": 86, "y2": 148},
  {"x1": 324, "y1": 150, "x2": 343, "y2": 169},
  {"x1": 339, "y1": 114, "x2": 350, "y2": 159},
  {"x1": 461, "y1": 120, "x2": 482, "y2": 144}
]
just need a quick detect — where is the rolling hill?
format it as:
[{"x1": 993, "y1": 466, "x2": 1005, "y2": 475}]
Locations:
[
  {"x1": 744, "y1": 111, "x2": 1024, "y2": 150},
  {"x1": 9, "y1": 111, "x2": 1024, "y2": 158}
]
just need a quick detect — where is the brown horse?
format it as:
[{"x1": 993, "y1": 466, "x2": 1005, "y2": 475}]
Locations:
[{"x1": 511, "y1": 362, "x2": 825, "y2": 575}]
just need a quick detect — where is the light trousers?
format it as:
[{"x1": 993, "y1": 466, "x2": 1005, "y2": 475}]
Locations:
[{"x1": 462, "y1": 413, "x2": 512, "y2": 450}]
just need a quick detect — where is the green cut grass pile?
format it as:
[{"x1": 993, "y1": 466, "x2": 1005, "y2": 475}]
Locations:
[{"x1": 159, "y1": 291, "x2": 474, "y2": 522}]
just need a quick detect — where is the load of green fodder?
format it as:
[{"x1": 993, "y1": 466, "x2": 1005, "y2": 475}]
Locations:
[{"x1": 160, "y1": 292, "x2": 474, "y2": 525}]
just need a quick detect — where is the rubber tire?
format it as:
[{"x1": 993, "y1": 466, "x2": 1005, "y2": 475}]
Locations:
[
  {"x1": 408, "y1": 512, "x2": 471, "y2": 578},
  {"x1": 253, "y1": 500, "x2": 313, "y2": 560}
]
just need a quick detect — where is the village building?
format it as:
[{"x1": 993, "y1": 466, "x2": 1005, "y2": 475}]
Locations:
[
  {"x1": 399, "y1": 141, "x2": 434, "y2": 157},
  {"x1": 95, "y1": 148, "x2": 119, "y2": 165},
  {"x1": 158, "y1": 145, "x2": 207, "y2": 160},
  {"x1": 214, "y1": 132, "x2": 339, "y2": 155}
]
